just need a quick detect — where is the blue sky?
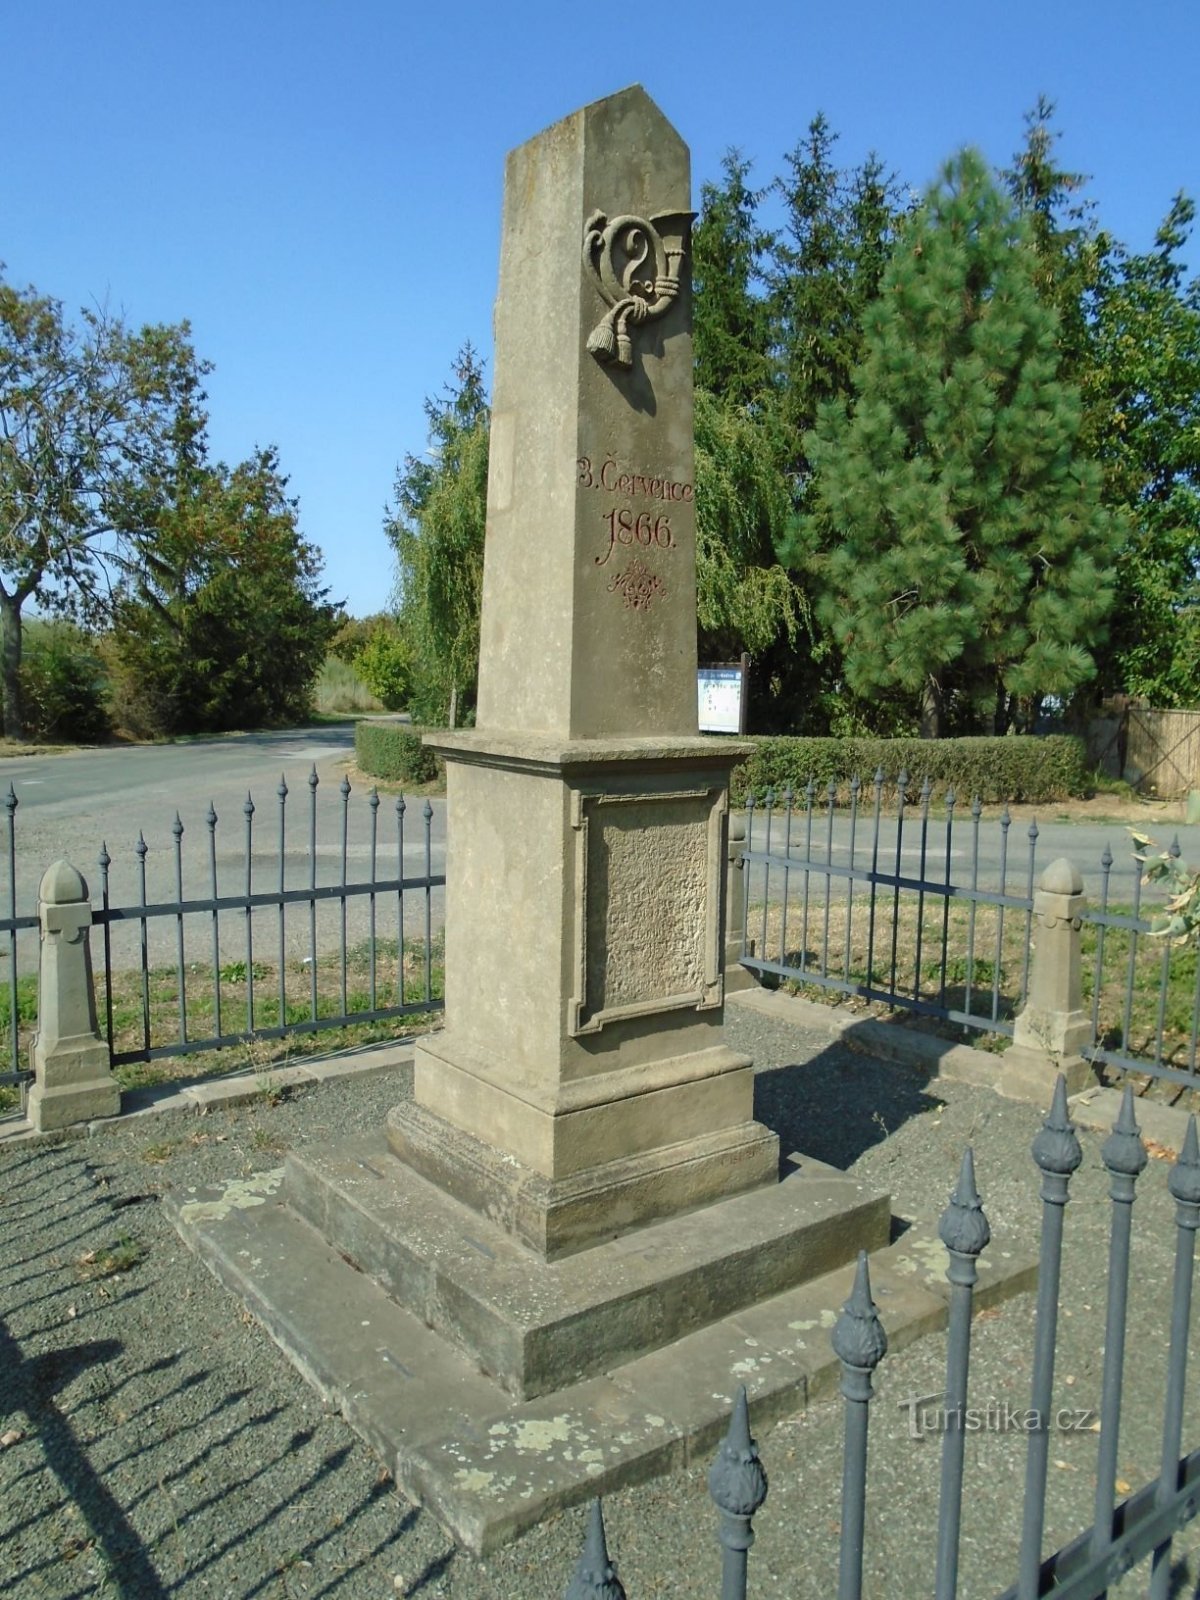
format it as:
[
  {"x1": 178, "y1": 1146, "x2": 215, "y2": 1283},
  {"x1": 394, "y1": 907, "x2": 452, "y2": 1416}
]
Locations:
[{"x1": 4, "y1": 0, "x2": 1198, "y2": 619}]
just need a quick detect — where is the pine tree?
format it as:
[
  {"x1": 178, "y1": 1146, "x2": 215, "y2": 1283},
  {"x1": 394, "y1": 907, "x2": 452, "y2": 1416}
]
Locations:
[
  {"x1": 1088, "y1": 197, "x2": 1200, "y2": 703},
  {"x1": 768, "y1": 116, "x2": 904, "y2": 480},
  {"x1": 800, "y1": 150, "x2": 1121, "y2": 736},
  {"x1": 692, "y1": 151, "x2": 774, "y2": 408}
]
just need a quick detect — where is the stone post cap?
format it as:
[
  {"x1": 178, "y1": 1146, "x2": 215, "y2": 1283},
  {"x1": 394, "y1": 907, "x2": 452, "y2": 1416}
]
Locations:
[
  {"x1": 1038, "y1": 857, "x2": 1084, "y2": 898},
  {"x1": 39, "y1": 859, "x2": 90, "y2": 905}
]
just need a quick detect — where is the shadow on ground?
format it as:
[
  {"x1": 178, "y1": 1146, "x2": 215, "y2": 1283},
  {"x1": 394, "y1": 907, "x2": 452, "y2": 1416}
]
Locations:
[{"x1": 753, "y1": 1034, "x2": 945, "y2": 1171}]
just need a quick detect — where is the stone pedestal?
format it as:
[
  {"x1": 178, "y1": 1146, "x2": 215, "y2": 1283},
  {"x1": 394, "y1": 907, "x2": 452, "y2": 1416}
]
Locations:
[
  {"x1": 393, "y1": 735, "x2": 776, "y2": 1257},
  {"x1": 27, "y1": 860, "x2": 120, "y2": 1132},
  {"x1": 996, "y1": 857, "x2": 1093, "y2": 1101}
]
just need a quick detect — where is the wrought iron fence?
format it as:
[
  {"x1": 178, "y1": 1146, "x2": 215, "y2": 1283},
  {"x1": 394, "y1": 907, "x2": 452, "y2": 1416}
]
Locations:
[
  {"x1": 0, "y1": 769, "x2": 445, "y2": 1100},
  {"x1": 739, "y1": 773, "x2": 1198, "y2": 1086},
  {"x1": 0, "y1": 786, "x2": 38, "y2": 1096},
  {"x1": 93, "y1": 769, "x2": 444, "y2": 1068},
  {"x1": 569, "y1": 1081, "x2": 1200, "y2": 1599}
]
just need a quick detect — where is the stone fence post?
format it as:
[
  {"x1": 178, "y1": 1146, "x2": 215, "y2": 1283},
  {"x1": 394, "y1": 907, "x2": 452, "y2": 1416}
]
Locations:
[
  {"x1": 724, "y1": 813, "x2": 755, "y2": 994},
  {"x1": 996, "y1": 856, "x2": 1093, "y2": 1102},
  {"x1": 26, "y1": 860, "x2": 119, "y2": 1133}
]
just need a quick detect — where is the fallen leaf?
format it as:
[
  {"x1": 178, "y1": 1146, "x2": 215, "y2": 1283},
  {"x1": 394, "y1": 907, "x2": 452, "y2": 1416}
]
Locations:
[
  {"x1": 0, "y1": 1429, "x2": 25, "y2": 1448},
  {"x1": 1116, "y1": 1478, "x2": 1131, "y2": 1494}
]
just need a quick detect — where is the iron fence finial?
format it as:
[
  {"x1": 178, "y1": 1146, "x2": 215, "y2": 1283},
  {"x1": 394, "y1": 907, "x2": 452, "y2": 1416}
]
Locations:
[
  {"x1": 1102, "y1": 1085, "x2": 1148, "y2": 1180},
  {"x1": 1031, "y1": 1074, "x2": 1083, "y2": 1179},
  {"x1": 708, "y1": 1385, "x2": 768, "y2": 1519},
  {"x1": 832, "y1": 1251, "x2": 889, "y2": 1372},
  {"x1": 564, "y1": 1499, "x2": 625, "y2": 1600},
  {"x1": 939, "y1": 1147, "x2": 991, "y2": 1261},
  {"x1": 1169, "y1": 1115, "x2": 1200, "y2": 1211}
]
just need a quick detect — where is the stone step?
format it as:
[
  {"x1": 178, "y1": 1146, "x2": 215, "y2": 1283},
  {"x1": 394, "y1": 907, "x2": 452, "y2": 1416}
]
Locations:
[
  {"x1": 167, "y1": 1172, "x2": 1038, "y2": 1556},
  {"x1": 280, "y1": 1130, "x2": 892, "y2": 1399}
]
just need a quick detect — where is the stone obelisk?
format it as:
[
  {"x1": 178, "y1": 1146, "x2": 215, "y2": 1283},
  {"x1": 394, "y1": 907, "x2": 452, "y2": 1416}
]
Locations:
[{"x1": 388, "y1": 86, "x2": 778, "y2": 1258}]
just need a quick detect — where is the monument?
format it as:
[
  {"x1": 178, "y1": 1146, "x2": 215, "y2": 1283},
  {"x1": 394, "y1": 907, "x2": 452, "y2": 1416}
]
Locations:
[
  {"x1": 388, "y1": 86, "x2": 778, "y2": 1258},
  {"x1": 172, "y1": 88, "x2": 927, "y2": 1554}
]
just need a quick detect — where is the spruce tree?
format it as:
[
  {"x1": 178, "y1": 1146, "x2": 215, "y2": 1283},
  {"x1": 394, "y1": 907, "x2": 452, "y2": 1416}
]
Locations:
[
  {"x1": 800, "y1": 150, "x2": 1121, "y2": 736},
  {"x1": 692, "y1": 152, "x2": 774, "y2": 407},
  {"x1": 768, "y1": 116, "x2": 904, "y2": 480}
]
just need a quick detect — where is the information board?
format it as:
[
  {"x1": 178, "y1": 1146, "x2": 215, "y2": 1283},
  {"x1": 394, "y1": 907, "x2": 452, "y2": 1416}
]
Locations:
[{"x1": 697, "y1": 661, "x2": 747, "y2": 734}]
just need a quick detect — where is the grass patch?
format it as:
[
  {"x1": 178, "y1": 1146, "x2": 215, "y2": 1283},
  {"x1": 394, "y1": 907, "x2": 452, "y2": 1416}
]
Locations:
[
  {"x1": 77, "y1": 1236, "x2": 143, "y2": 1279},
  {"x1": 92, "y1": 932, "x2": 444, "y2": 1092},
  {"x1": 314, "y1": 656, "x2": 384, "y2": 715}
]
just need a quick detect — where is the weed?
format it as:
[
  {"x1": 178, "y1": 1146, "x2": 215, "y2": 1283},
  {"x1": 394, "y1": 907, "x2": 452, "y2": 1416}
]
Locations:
[
  {"x1": 77, "y1": 1236, "x2": 143, "y2": 1279},
  {"x1": 218, "y1": 960, "x2": 271, "y2": 985},
  {"x1": 140, "y1": 1141, "x2": 181, "y2": 1164}
]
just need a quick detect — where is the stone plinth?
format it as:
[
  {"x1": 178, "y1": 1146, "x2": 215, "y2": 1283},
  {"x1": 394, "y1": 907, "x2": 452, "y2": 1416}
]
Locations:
[
  {"x1": 398, "y1": 732, "x2": 775, "y2": 1257},
  {"x1": 285, "y1": 1131, "x2": 890, "y2": 1398}
]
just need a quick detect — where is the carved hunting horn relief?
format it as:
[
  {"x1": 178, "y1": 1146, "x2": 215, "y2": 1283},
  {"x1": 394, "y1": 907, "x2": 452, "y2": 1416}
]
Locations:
[{"x1": 582, "y1": 209, "x2": 693, "y2": 368}]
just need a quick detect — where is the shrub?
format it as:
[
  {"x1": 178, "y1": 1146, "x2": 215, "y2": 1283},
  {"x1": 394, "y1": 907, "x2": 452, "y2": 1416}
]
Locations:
[
  {"x1": 730, "y1": 734, "x2": 1089, "y2": 806},
  {"x1": 355, "y1": 720, "x2": 440, "y2": 784},
  {"x1": 19, "y1": 623, "x2": 112, "y2": 744}
]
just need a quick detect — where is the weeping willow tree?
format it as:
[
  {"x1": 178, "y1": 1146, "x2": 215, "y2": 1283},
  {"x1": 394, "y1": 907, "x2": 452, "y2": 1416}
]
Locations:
[
  {"x1": 693, "y1": 386, "x2": 807, "y2": 691},
  {"x1": 385, "y1": 347, "x2": 489, "y2": 727}
]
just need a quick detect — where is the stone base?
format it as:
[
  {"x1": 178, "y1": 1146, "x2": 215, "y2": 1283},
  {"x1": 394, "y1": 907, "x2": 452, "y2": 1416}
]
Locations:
[
  {"x1": 994, "y1": 1044, "x2": 1093, "y2": 1103},
  {"x1": 387, "y1": 1099, "x2": 778, "y2": 1259},
  {"x1": 28, "y1": 1041, "x2": 120, "y2": 1132},
  {"x1": 167, "y1": 1152, "x2": 1039, "y2": 1555},
  {"x1": 282, "y1": 1129, "x2": 890, "y2": 1399}
]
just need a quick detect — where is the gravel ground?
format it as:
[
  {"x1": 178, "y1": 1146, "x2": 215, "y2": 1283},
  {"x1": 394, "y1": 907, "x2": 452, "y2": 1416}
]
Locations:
[{"x1": 4, "y1": 1009, "x2": 1200, "y2": 1598}]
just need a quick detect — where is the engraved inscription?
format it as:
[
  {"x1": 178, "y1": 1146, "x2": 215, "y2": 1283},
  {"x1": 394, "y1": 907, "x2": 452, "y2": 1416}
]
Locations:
[
  {"x1": 577, "y1": 456, "x2": 694, "y2": 502},
  {"x1": 582, "y1": 210, "x2": 690, "y2": 369},
  {"x1": 585, "y1": 798, "x2": 708, "y2": 1015},
  {"x1": 608, "y1": 557, "x2": 664, "y2": 612},
  {"x1": 577, "y1": 456, "x2": 689, "y2": 568}
]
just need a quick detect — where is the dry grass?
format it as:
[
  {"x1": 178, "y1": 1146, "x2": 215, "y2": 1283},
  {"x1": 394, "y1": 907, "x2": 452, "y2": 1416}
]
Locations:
[
  {"x1": 746, "y1": 884, "x2": 1199, "y2": 1077},
  {"x1": 314, "y1": 657, "x2": 384, "y2": 715},
  {"x1": 0, "y1": 934, "x2": 443, "y2": 1103}
]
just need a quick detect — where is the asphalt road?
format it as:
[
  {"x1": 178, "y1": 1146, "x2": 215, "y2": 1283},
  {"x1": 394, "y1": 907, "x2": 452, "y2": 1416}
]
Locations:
[
  {"x1": 0, "y1": 726, "x2": 447, "y2": 976},
  {"x1": 741, "y1": 806, "x2": 1200, "y2": 904}
]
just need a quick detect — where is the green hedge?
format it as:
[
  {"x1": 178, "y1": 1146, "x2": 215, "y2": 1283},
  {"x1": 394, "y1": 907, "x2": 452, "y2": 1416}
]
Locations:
[
  {"x1": 355, "y1": 720, "x2": 441, "y2": 785},
  {"x1": 730, "y1": 735, "x2": 1090, "y2": 806}
]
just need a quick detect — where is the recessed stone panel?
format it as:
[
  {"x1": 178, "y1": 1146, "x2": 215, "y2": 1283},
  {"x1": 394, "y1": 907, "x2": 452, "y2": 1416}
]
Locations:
[{"x1": 570, "y1": 787, "x2": 723, "y2": 1034}]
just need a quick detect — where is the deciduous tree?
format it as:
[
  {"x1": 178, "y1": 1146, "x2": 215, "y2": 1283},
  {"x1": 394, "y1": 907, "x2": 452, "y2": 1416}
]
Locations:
[
  {"x1": 0, "y1": 266, "x2": 205, "y2": 736},
  {"x1": 385, "y1": 345, "x2": 489, "y2": 727},
  {"x1": 110, "y1": 448, "x2": 340, "y2": 735}
]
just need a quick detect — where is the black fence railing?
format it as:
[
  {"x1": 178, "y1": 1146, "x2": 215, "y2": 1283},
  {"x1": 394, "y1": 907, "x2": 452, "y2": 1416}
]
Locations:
[
  {"x1": 93, "y1": 770, "x2": 444, "y2": 1068},
  {"x1": 739, "y1": 773, "x2": 1197, "y2": 1086},
  {"x1": 0, "y1": 770, "x2": 445, "y2": 1104},
  {"x1": 571, "y1": 1083, "x2": 1200, "y2": 1599}
]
